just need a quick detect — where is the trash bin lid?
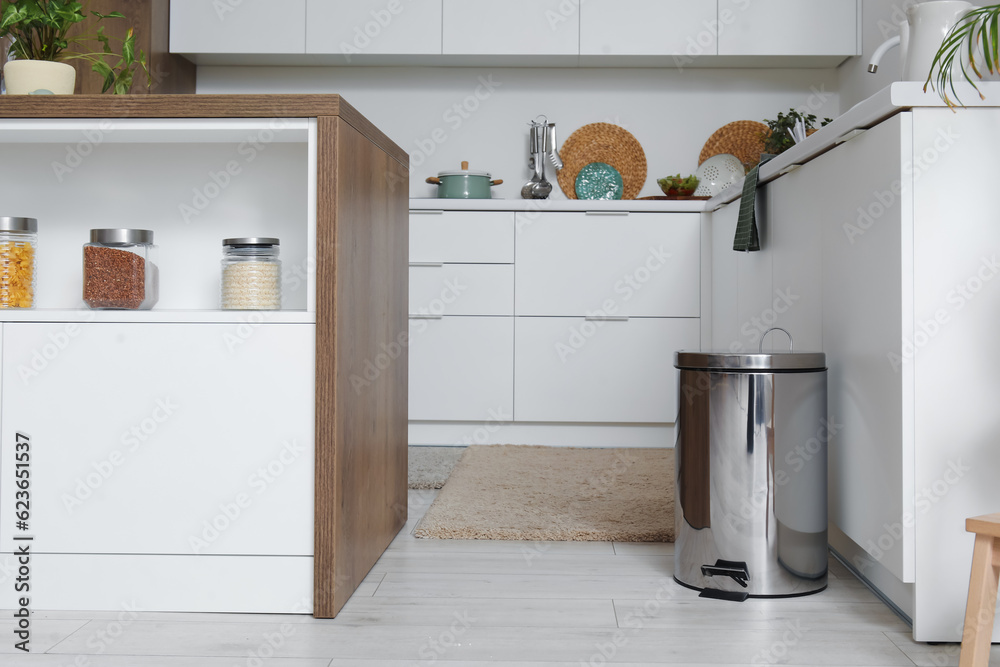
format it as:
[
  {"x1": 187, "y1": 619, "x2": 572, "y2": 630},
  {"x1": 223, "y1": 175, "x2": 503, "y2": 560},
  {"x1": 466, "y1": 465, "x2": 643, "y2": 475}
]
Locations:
[{"x1": 675, "y1": 351, "x2": 826, "y2": 371}]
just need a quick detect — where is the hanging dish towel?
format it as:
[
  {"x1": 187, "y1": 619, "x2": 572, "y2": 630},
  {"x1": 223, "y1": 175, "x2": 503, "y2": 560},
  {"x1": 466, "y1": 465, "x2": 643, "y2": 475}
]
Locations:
[{"x1": 733, "y1": 155, "x2": 774, "y2": 252}]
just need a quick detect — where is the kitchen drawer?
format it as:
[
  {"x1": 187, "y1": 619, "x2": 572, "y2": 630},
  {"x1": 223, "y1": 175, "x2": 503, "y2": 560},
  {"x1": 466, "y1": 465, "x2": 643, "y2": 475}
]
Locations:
[
  {"x1": 409, "y1": 316, "x2": 514, "y2": 421},
  {"x1": 515, "y1": 212, "x2": 700, "y2": 317},
  {"x1": 514, "y1": 317, "x2": 700, "y2": 423},
  {"x1": 410, "y1": 264, "x2": 513, "y2": 316},
  {"x1": 410, "y1": 211, "x2": 514, "y2": 263}
]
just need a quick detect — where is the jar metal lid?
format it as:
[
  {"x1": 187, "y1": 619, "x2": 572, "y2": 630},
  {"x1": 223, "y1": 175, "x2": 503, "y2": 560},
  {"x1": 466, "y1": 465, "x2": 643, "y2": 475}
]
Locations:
[
  {"x1": 0, "y1": 217, "x2": 38, "y2": 233},
  {"x1": 90, "y1": 228, "x2": 154, "y2": 245},
  {"x1": 223, "y1": 237, "x2": 280, "y2": 246}
]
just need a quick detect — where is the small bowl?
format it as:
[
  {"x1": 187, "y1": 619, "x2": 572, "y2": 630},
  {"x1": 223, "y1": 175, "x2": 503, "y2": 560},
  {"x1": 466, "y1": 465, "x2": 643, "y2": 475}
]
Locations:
[{"x1": 657, "y1": 175, "x2": 700, "y2": 197}]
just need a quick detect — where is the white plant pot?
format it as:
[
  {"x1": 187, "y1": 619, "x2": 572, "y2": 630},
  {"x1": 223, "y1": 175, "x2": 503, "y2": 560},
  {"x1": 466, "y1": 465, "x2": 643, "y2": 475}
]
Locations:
[{"x1": 3, "y1": 59, "x2": 76, "y2": 95}]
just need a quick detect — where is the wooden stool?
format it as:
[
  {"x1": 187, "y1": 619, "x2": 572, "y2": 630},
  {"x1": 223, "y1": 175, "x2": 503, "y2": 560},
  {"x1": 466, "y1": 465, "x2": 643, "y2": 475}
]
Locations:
[{"x1": 960, "y1": 513, "x2": 1000, "y2": 667}]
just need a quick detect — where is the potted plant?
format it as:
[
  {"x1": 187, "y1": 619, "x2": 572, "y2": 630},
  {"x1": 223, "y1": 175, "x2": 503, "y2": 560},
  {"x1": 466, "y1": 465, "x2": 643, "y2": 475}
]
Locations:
[
  {"x1": 0, "y1": 0, "x2": 149, "y2": 95},
  {"x1": 760, "y1": 109, "x2": 832, "y2": 157},
  {"x1": 925, "y1": 4, "x2": 1000, "y2": 107}
]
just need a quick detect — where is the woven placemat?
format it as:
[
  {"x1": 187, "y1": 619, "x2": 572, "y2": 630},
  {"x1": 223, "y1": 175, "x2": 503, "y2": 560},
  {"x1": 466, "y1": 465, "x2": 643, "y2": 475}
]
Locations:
[
  {"x1": 557, "y1": 123, "x2": 647, "y2": 200},
  {"x1": 699, "y1": 120, "x2": 769, "y2": 171}
]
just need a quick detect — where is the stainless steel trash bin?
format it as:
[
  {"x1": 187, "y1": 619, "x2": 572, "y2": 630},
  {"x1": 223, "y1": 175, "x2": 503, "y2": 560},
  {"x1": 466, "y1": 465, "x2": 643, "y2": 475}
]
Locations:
[{"x1": 674, "y1": 345, "x2": 828, "y2": 600}]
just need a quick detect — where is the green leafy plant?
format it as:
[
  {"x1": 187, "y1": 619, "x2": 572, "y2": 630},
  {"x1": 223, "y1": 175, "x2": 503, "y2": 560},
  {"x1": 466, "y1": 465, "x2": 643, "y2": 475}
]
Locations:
[
  {"x1": 925, "y1": 4, "x2": 1000, "y2": 108},
  {"x1": 0, "y1": 0, "x2": 150, "y2": 93},
  {"x1": 760, "y1": 109, "x2": 832, "y2": 156},
  {"x1": 658, "y1": 174, "x2": 700, "y2": 196}
]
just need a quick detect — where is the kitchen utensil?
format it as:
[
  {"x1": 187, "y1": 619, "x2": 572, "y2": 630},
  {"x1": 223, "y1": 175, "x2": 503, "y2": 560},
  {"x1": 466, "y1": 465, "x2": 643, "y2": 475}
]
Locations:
[
  {"x1": 522, "y1": 119, "x2": 554, "y2": 199},
  {"x1": 693, "y1": 153, "x2": 745, "y2": 197},
  {"x1": 556, "y1": 123, "x2": 646, "y2": 200},
  {"x1": 868, "y1": 1, "x2": 973, "y2": 81},
  {"x1": 575, "y1": 162, "x2": 623, "y2": 200},
  {"x1": 699, "y1": 121, "x2": 768, "y2": 171},
  {"x1": 427, "y1": 161, "x2": 503, "y2": 199}
]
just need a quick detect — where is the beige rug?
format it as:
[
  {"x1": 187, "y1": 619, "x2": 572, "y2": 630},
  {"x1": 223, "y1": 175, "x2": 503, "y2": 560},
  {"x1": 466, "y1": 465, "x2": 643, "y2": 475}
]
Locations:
[
  {"x1": 414, "y1": 445, "x2": 675, "y2": 542},
  {"x1": 408, "y1": 446, "x2": 465, "y2": 489}
]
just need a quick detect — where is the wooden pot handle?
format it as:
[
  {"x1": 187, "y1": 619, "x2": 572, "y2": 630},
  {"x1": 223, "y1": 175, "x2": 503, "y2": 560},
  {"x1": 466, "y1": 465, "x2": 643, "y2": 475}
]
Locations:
[
  {"x1": 490, "y1": 179, "x2": 503, "y2": 186},
  {"x1": 461, "y1": 161, "x2": 469, "y2": 170},
  {"x1": 426, "y1": 177, "x2": 441, "y2": 185}
]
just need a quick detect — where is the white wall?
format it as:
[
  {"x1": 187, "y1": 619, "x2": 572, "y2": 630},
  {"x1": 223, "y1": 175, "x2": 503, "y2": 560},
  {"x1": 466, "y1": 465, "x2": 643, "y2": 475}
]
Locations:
[
  {"x1": 839, "y1": 0, "x2": 908, "y2": 110},
  {"x1": 197, "y1": 66, "x2": 840, "y2": 199}
]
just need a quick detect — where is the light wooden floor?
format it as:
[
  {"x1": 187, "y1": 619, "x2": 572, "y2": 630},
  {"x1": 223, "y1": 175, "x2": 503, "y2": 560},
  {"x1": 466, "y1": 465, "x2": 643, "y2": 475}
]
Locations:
[{"x1": 3, "y1": 489, "x2": 997, "y2": 666}]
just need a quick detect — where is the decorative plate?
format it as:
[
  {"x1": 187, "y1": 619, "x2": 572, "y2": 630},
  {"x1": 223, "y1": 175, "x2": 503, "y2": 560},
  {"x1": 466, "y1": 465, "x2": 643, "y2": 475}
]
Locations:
[
  {"x1": 557, "y1": 123, "x2": 646, "y2": 200},
  {"x1": 699, "y1": 120, "x2": 769, "y2": 171},
  {"x1": 575, "y1": 162, "x2": 624, "y2": 200}
]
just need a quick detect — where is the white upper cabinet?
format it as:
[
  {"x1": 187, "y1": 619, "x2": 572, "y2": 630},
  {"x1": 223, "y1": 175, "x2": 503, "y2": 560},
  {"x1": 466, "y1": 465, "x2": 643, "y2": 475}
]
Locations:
[
  {"x1": 717, "y1": 0, "x2": 857, "y2": 57},
  {"x1": 580, "y1": 0, "x2": 717, "y2": 56},
  {"x1": 170, "y1": 0, "x2": 306, "y2": 54},
  {"x1": 442, "y1": 0, "x2": 578, "y2": 56},
  {"x1": 306, "y1": 0, "x2": 443, "y2": 56}
]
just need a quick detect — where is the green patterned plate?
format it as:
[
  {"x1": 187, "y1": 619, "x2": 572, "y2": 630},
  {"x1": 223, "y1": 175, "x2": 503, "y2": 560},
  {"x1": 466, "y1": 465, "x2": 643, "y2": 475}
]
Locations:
[{"x1": 574, "y1": 162, "x2": 624, "y2": 200}]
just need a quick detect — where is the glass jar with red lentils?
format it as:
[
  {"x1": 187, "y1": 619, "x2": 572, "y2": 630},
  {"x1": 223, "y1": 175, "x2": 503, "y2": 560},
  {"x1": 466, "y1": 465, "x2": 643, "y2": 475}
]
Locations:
[
  {"x1": 0, "y1": 217, "x2": 37, "y2": 309},
  {"x1": 83, "y1": 229, "x2": 158, "y2": 310}
]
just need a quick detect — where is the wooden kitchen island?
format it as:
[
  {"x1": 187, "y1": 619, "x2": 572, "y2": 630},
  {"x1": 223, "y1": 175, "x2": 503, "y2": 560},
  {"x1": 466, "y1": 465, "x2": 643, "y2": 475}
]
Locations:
[{"x1": 0, "y1": 95, "x2": 408, "y2": 618}]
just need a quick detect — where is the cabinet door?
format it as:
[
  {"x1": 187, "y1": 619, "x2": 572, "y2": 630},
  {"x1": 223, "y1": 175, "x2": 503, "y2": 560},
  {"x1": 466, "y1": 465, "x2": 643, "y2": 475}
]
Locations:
[
  {"x1": 0, "y1": 323, "x2": 315, "y2": 556},
  {"x1": 515, "y1": 212, "x2": 700, "y2": 317},
  {"x1": 442, "y1": 0, "x2": 578, "y2": 55},
  {"x1": 581, "y1": 0, "x2": 716, "y2": 56},
  {"x1": 515, "y1": 317, "x2": 700, "y2": 423},
  {"x1": 409, "y1": 317, "x2": 513, "y2": 421},
  {"x1": 170, "y1": 0, "x2": 306, "y2": 54},
  {"x1": 306, "y1": 0, "x2": 443, "y2": 56},
  {"x1": 718, "y1": 0, "x2": 857, "y2": 57},
  {"x1": 819, "y1": 115, "x2": 914, "y2": 583}
]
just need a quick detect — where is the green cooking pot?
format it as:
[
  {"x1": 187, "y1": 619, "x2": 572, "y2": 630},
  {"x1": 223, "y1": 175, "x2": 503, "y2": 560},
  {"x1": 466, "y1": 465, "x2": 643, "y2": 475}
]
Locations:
[{"x1": 426, "y1": 161, "x2": 503, "y2": 199}]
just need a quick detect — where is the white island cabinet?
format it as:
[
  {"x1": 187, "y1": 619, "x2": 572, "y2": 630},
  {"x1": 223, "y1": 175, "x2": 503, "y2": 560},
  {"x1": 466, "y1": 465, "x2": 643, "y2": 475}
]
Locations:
[
  {"x1": 408, "y1": 202, "x2": 703, "y2": 447},
  {"x1": 0, "y1": 96, "x2": 409, "y2": 619}
]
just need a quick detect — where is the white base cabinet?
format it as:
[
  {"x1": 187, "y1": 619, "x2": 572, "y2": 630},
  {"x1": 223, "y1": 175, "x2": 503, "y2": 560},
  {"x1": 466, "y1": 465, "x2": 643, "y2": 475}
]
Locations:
[
  {"x1": 708, "y1": 106, "x2": 1000, "y2": 642},
  {"x1": 409, "y1": 207, "x2": 702, "y2": 445}
]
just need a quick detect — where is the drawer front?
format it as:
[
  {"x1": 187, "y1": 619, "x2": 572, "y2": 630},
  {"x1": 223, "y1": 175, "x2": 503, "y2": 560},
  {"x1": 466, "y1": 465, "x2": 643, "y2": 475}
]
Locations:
[
  {"x1": 410, "y1": 264, "x2": 514, "y2": 316},
  {"x1": 514, "y1": 316, "x2": 701, "y2": 423},
  {"x1": 410, "y1": 211, "x2": 515, "y2": 263},
  {"x1": 409, "y1": 316, "x2": 514, "y2": 421},
  {"x1": 515, "y1": 212, "x2": 701, "y2": 317},
  {"x1": 1, "y1": 323, "x2": 315, "y2": 556}
]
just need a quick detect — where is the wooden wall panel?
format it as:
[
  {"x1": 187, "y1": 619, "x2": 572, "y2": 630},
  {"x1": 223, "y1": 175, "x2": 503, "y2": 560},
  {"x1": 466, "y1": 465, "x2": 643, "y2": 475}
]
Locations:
[{"x1": 68, "y1": 0, "x2": 195, "y2": 94}]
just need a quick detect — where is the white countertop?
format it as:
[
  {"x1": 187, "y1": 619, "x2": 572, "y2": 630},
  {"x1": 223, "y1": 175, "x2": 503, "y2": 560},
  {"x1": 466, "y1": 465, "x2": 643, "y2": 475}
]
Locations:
[
  {"x1": 705, "y1": 81, "x2": 1000, "y2": 210},
  {"x1": 412, "y1": 81, "x2": 1000, "y2": 215},
  {"x1": 408, "y1": 197, "x2": 707, "y2": 213}
]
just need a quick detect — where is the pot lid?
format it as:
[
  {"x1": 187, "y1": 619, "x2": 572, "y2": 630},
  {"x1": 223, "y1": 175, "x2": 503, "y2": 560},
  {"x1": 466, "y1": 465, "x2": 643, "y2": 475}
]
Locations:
[
  {"x1": 438, "y1": 169, "x2": 492, "y2": 178},
  {"x1": 675, "y1": 351, "x2": 826, "y2": 371},
  {"x1": 438, "y1": 160, "x2": 491, "y2": 178}
]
